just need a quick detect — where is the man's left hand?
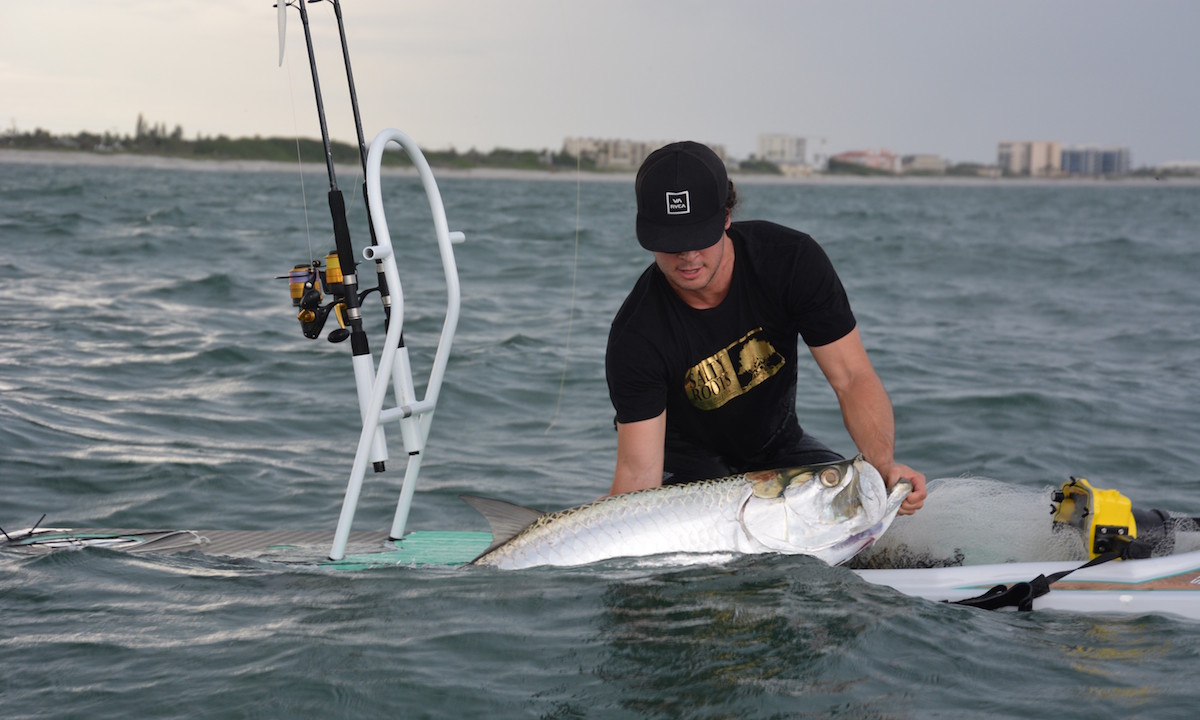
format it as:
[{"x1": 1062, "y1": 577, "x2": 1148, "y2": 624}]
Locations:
[{"x1": 880, "y1": 462, "x2": 926, "y2": 516}]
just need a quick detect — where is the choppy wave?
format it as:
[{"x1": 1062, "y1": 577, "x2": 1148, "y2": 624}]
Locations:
[{"x1": 2, "y1": 159, "x2": 1199, "y2": 718}]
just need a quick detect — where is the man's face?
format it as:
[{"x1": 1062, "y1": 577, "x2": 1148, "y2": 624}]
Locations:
[
  {"x1": 653, "y1": 237, "x2": 727, "y2": 295},
  {"x1": 651, "y1": 214, "x2": 733, "y2": 301}
]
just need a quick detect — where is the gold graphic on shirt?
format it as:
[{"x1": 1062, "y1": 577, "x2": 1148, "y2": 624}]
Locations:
[{"x1": 683, "y1": 328, "x2": 786, "y2": 411}]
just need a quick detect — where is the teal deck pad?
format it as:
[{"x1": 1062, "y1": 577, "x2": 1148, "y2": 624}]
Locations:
[{"x1": 324, "y1": 530, "x2": 493, "y2": 570}]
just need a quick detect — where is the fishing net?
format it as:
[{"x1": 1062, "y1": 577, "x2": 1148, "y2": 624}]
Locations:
[{"x1": 851, "y1": 476, "x2": 1086, "y2": 569}]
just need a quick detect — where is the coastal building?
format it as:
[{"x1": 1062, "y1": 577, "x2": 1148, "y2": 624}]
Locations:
[
  {"x1": 901, "y1": 154, "x2": 948, "y2": 174},
  {"x1": 756, "y1": 133, "x2": 809, "y2": 175},
  {"x1": 997, "y1": 141, "x2": 1062, "y2": 177},
  {"x1": 1061, "y1": 146, "x2": 1131, "y2": 176},
  {"x1": 829, "y1": 149, "x2": 900, "y2": 174},
  {"x1": 561, "y1": 138, "x2": 727, "y2": 170},
  {"x1": 1155, "y1": 160, "x2": 1200, "y2": 176},
  {"x1": 757, "y1": 133, "x2": 806, "y2": 163}
]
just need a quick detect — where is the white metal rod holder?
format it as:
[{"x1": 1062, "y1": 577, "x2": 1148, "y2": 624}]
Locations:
[{"x1": 328, "y1": 128, "x2": 462, "y2": 561}]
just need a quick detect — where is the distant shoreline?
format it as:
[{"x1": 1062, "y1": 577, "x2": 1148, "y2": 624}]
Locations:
[
  {"x1": 0, "y1": 148, "x2": 621, "y2": 183},
  {"x1": 3, "y1": 148, "x2": 1197, "y2": 187}
]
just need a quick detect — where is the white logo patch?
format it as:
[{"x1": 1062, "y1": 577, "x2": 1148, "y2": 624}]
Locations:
[{"x1": 665, "y1": 191, "x2": 691, "y2": 216}]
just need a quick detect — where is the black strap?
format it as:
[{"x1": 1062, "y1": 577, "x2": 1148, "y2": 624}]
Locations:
[{"x1": 948, "y1": 550, "x2": 1122, "y2": 612}]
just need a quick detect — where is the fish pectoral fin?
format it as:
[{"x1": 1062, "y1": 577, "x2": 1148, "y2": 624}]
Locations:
[{"x1": 460, "y1": 495, "x2": 544, "y2": 550}]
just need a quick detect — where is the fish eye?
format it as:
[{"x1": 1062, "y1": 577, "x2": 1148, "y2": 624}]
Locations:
[{"x1": 819, "y1": 467, "x2": 841, "y2": 487}]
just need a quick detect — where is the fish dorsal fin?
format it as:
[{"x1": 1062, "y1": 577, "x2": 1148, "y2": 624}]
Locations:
[{"x1": 460, "y1": 495, "x2": 544, "y2": 554}]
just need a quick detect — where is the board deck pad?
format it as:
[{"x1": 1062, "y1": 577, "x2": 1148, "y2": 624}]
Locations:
[{"x1": 329, "y1": 531, "x2": 493, "y2": 570}]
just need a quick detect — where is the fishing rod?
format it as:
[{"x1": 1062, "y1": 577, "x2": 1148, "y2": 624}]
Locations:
[
  {"x1": 280, "y1": 0, "x2": 387, "y2": 472},
  {"x1": 278, "y1": 1, "x2": 467, "y2": 553},
  {"x1": 326, "y1": 0, "x2": 396, "y2": 328},
  {"x1": 282, "y1": 1, "x2": 393, "y2": 329}
]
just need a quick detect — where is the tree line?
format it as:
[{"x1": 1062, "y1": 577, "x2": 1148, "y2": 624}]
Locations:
[{"x1": 3, "y1": 115, "x2": 600, "y2": 172}]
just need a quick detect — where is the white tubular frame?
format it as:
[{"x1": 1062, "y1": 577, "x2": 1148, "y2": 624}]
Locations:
[{"x1": 328, "y1": 128, "x2": 462, "y2": 561}]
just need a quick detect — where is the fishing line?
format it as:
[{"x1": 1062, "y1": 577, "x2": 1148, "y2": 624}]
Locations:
[
  {"x1": 545, "y1": 3, "x2": 586, "y2": 435},
  {"x1": 545, "y1": 152, "x2": 583, "y2": 433},
  {"x1": 282, "y1": 28, "x2": 317, "y2": 265}
]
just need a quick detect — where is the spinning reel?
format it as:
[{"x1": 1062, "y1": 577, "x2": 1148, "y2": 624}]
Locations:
[{"x1": 283, "y1": 251, "x2": 358, "y2": 343}]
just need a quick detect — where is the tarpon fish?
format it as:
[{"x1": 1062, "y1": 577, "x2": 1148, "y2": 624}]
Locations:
[{"x1": 464, "y1": 456, "x2": 910, "y2": 570}]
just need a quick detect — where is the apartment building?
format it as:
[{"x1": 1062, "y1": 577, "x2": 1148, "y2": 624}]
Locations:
[
  {"x1": 562, "y1": 138, "x2": 727, "y2": 170},
  {"x1": 901, "y1": 154, "x2": 948, "y2": 174},
  {"x1": 997, "y1": 141, "x2": 1062, "y2": 177},
  {"x1": 1061, "y1": 146, "x2": 1131, "y2": 175},
  {"x1": 756, "y1": 133, "x2": 812, "y2": 176},
  {"x1": 757, "y1": 133, "x2": 807, "y2": 164}
]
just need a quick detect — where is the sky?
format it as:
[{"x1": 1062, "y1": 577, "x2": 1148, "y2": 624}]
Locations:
[{"x1": 3, "y1": 0, "x2": 1199, "y2": 167}]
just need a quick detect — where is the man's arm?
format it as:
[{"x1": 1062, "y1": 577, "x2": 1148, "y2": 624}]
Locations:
[
  {"x1": 609, "y1": 411, "x2": 667, "y2": 495},
  {"x1": 809, "y1": 327, "x2": 927, "y2": 514}
]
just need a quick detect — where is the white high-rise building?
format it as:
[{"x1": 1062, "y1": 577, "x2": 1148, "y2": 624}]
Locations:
[
  {"x1": 757, "y1": 133, "x2": 808, "y2": 165},
  {"x1": 562, "y1": 138, "x2": 726, "y2": 170},
  {"x1": 997, "y1": 141, "x2": 1062, "y2": 177}
]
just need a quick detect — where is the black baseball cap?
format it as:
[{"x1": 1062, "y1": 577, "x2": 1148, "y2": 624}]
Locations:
[{"x1": 635, "y1": 141, "x2": 729, "y2": 253}]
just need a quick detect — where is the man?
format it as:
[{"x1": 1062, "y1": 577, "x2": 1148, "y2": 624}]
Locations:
[{"x1": 605, "y1": 141, "x2": 926, "y2": 514}]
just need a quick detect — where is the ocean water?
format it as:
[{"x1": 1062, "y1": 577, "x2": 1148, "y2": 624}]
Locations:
[{"x1": 2, "y1": 155, "x2": 1199, "y2": 718}]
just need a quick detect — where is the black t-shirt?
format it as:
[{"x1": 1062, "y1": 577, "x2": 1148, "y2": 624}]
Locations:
[{"x1": 606, "y1": 220, "x2": 857, "y2": 465}]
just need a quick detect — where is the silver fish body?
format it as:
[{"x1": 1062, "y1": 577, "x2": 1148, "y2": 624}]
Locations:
[{"x1": 466, "y1": 456, "x2": 909, "y2": 570}]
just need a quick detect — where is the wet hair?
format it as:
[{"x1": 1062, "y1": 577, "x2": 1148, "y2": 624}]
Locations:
[{"x1": 725, "y1": 181, "x2": 738, "y2": 216}]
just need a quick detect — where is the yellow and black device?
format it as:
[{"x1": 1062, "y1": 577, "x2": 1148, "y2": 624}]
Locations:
[
  {"x1": 1051, "y1": 476, "x2": 1141, "y2": 559},
  {"x1": 282, "y1": 256, "x2": 348, "y2": 342}
]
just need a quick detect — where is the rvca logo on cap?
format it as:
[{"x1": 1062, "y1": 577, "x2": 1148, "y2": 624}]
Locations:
[{"x1": 665, "y1": 191, "x2": 691, "y2": 216}]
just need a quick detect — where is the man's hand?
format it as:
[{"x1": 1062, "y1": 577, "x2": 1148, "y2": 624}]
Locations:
[
  {"x1": 879, "y1": 461, "x2": 926, "y2": 515},
  {"x1": 809, "y1": 330, "x2": 924, "y2": 515}
]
